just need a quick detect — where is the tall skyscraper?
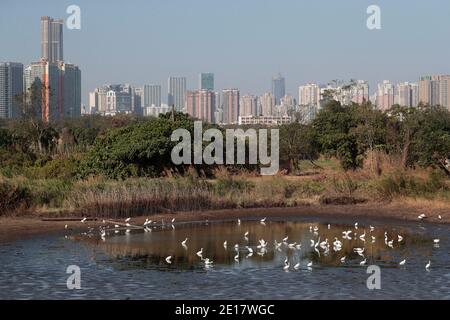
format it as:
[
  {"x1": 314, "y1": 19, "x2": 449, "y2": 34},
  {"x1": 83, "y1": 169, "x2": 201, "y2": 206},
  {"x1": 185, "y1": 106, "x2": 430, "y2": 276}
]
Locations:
[
  {"x1": 25, "y1": 60, "x2": 81, "y2": 121},
  {"x1": 168, "y1": 77, "x2": 186, "y2": 111},
  {"x1": 260, "y1": 92, "x2": 275, "y2": 116},
  {"x1": 222, "y1": 89, "x2": 240, "y2": 124},
  {"x1": 40, "y1": 16, "x2": 64, "y2": 63},
  {"x1": 239, "y1": 94, "x2": 258, "y2": 116},
  {"x1": 351, "y1": 80, "x2": 370, "y2": 104},
  {"x1": 199, "y1": 73, "x2": 214, "y2": 91},
  {"x1": 419, "y1": 75, "x2": 450, "y2": 109},
  {"x1": 24, "y1": 60, "x2": 62, "y2": 121},
  {"x1": 185, "y1": 89, "x2": 215, "y2": 123},
  {"x1": 376, "y1": 80, "x2": 395, "y2": 110},
  {"x1": 105, "y1": 84, "x2": 133, "y2": 114},
  {"x1": 299, "y1": 83, "x2": 320, "y2": 107},
  {"x1": 143, "y1": 84, "x2": 161, "y2": 107},
  {"x1": 61, "y1": 63, "x2": 81, "y2": 118},
  {"x1": 0, "y1": 62, "x2": 23, "y2": 118},
  {"x1": 88, "y1": 87, "x2": 108, "y2": 114},
  {"x1": 395, "y1": 82, "x2": 419, "y2": 108},
  {"x1": 272, "y1": 73, "x2": 285, "y2": 105}
]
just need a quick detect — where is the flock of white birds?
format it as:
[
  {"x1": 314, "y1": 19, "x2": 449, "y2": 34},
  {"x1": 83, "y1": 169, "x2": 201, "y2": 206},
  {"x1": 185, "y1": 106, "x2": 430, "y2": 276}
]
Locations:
[{"x1": 75, "y1": 213, "x2": 442, "y2": 272}]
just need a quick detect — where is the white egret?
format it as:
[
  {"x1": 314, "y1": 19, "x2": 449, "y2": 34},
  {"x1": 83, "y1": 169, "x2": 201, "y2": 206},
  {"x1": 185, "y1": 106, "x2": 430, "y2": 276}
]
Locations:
[
  {"x1": 433, "y1": 239, "x2": 440, "y2": 244},
  {"x1": 425, "y1": 260, "x2": 431, "y2": 270},
  {"x1": 125, "y1": 217, "x2": 131, "y2": 222},
  {"x1": 282, "y1": 236, "x2": 289, "y2": 242},
  {"x1": 360, "y1": 258, "x2": 367, "y2": 266},
  {"x1": 260, "y1": 217, "x2": 267, "y2": 223},
  {"x1": 294, "y1": 262, "x2": 300, "y2": 270},
  {"x1": 399, "y1": 259, "x2": 406, "y2": 266},
  {"x1": 181, "y1": 238, "x2": 188, "y2": 246},
  {"x1": 340, "y1": 256, "x2": 346, "y2": 263},
  {"x1": 165, "y1": 256, "x2": 172, "y2": 264},
  {"x1": 81, "y1": 217, "x2": 87, "y2": 223},
  {"x1": 283, "y1": 263, "x2": 290, "y2": 271},
  {"x1": 387, "y1": 240, "x2": 394, "y2": 248},
  {"x1": 223, "y1": 241, "x2": 227, "y2": 248},
  {"x1": 307, "y1": 261, "x2": 313, "y2": 268},
  {"x1": 196, "y1": 248, "x2": 203, "y2": 257},
  {"x1": 398, "y1": 235, "x2": 403, "y2": 242},
  {"x1": 204, "y1": 258, "x2": 213, "y2": 266}
]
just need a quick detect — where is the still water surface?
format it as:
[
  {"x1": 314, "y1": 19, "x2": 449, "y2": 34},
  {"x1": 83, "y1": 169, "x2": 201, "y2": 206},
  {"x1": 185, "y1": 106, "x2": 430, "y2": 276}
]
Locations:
[{"x1": 0, "y1": 216, "x2": 449, "y2": 299}]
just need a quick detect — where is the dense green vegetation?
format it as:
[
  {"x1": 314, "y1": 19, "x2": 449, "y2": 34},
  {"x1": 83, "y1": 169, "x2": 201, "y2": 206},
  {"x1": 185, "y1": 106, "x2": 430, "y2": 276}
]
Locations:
[{"x1": 0, "y1": 99, "x2": 449, "y2": 216}]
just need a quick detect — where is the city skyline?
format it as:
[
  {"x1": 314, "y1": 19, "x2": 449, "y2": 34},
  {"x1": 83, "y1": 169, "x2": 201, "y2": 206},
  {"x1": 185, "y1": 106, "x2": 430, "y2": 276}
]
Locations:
[{"x1": 1, "y1": 0, "x2": 450, "y2": 106}]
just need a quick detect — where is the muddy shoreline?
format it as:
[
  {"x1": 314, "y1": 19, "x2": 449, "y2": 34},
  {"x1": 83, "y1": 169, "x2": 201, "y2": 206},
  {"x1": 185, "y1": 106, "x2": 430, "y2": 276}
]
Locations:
[{"x1": 0, "y1": 203, "x2": 447, "y2": 244}]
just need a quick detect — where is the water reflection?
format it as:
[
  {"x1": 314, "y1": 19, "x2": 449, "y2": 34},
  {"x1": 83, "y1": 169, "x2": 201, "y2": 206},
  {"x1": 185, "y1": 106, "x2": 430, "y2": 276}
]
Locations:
[{"x1": 79, "y1": 220, "x2": 432, "y2": 271}]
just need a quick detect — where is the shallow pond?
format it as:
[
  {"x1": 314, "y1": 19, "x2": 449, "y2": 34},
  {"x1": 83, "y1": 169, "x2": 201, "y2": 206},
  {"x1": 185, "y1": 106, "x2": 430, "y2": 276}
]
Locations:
[{"x1": 0, "y1": 216, "x2": 449, "y2": 299}]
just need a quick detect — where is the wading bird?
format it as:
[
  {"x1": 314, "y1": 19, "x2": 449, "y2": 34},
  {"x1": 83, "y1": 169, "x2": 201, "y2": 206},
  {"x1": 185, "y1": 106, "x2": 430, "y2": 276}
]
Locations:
[
  {"x1": 399, "y1": 259, "x2": 406, "y2": 266},
  {"x1": 165, "y1": 256, "x2": 172, "y2": 264},
  {"x1": 181, "y1": 238, "x2": 188, "y2": 246}
]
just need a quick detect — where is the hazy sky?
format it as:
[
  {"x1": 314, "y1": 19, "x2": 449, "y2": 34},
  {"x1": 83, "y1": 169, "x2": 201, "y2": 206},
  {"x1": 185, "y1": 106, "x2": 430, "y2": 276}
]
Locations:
[{"x1": 1, "y1": 0, "x2": 450, "y2": 105}]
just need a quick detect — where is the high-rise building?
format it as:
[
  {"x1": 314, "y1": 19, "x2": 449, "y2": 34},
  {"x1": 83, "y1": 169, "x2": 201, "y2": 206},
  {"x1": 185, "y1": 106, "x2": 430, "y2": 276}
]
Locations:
[
  {"x1": 25, "y1": 60, "x2": 81, "y2": 121},
  {"x1": 24, "y1": 60, "x2": 62, "y2": 121},
  {"x1": 299, "y1": 83, "x2": 320, "y2": 107},
  {"x1": 395, "y1": 82, "x2": 419, "y2": 108},
  {"x1": 40, "y1": 16, "x2": 64, "y2": 63},
  {"x1": 88, "y1": 86, "x2": 108, "y2": 114},
  {"x1": 222, "y1": 89, "x2": 240, "y2": 124},
  {"x1": 419, "y1": 75, "x2": 450, "y2": 110},
  {"x1": 199, "y1": 73, "x2": 214, "y2": 91},
  {"x1": 239, "y1": 94, "x2": 258, "y2": 116},
  {"x1": 185, "y1": 89, "x2": 215, "y2": 123},
  {"x1": 376, "y1": 80, "x2": 395, "y2": 110},
  {"x1": 143, "y1": 84, "x2": 161, "y2": 107},
  {"x1": 260, "y1": 92, "x2": 275, "y2": 116},
  {"x1": 351, "y1": 80, "x2": 370, "y2": 104},
  {"x1": 132, "y1": 87, "x2": 143, "y2": 115},
  {"x1": 0, "y1": 62, "x2": 24, "y2": 118},
  {"x1": 272, "y1": 73, "x2": 285, "y2": 105},
  {"x1": 105, "y1": 84, "x2": 133, "y2": 114},
  {"x1": 61, "y1": 63, "x2": 81, "y2": 117},
  {"x1": 168, "y1": 77, "x2": 186, "y2": 111}
]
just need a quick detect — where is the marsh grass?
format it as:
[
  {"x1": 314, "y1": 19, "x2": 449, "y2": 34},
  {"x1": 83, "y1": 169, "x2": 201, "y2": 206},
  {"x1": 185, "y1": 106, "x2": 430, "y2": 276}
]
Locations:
[{"x1": 1, "y1": 163, "x2": 449, "y2": 217}]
